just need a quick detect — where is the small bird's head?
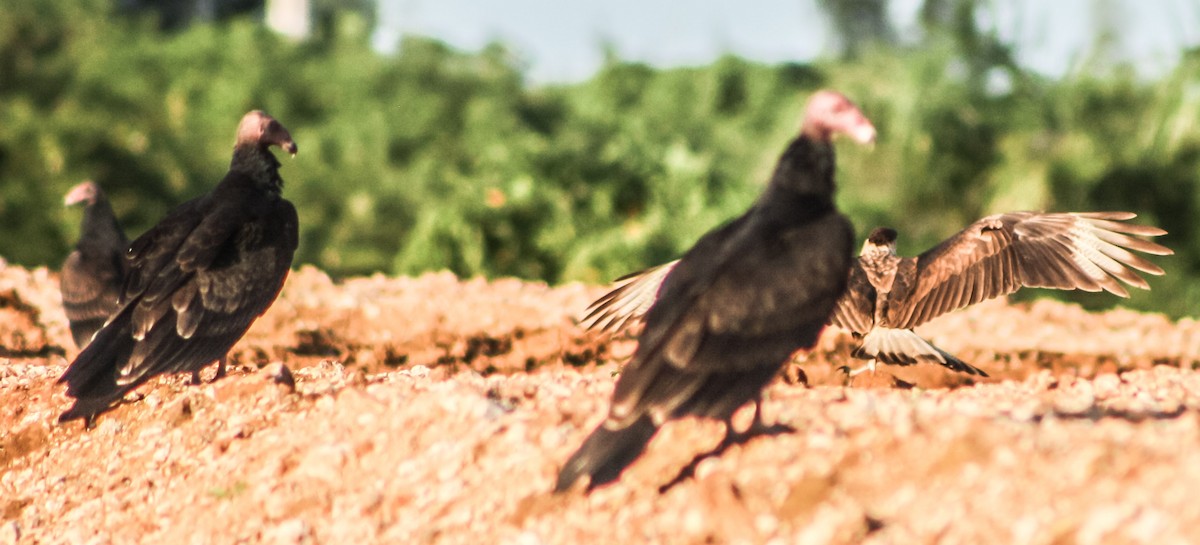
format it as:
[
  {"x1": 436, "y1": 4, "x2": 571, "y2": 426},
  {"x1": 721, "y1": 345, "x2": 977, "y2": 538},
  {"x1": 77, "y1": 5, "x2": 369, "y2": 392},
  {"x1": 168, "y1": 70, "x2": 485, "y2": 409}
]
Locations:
[
  {"x1": 861, "y1": 227, "x2": 898, "y2": 256},
  {"x1": 236, "y1": 110, "x2": 298, "y2": 157},
  {"x1": 802, "y1": 90, "x2": 876, "y2": 145},
  {"x1": 64, "y1": 180, "x2": 100, "y2": 207}
]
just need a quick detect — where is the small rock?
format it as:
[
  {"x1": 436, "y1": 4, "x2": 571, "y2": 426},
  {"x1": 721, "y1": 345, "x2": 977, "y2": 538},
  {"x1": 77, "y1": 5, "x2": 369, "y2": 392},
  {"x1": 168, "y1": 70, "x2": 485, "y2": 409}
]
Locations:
[
  {"x1": 1092, "y1": 373, "x2": 1122, "y2": 399},
  {"x1": 1052, "y1": 380, "x2": 1096, "y2": 416},
  {"x1": 0, "y1": 521, "x2": 20, "y2": 545},
  {"x1": 263, "y1": 518, "x2": 313, "y2": 545}
]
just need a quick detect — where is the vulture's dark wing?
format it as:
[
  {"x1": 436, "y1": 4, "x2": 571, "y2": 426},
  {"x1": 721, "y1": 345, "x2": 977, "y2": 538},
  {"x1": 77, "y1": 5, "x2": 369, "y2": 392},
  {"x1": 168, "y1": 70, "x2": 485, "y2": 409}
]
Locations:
[
  {"x1": 118, "y1": 195, "x2": 299, "y2": 386},
  {"x1": 827, "y1": 260, "x2": 875, "y2": 334},
  {"x1": 885, "y1": 212, "x2": 1172, "y2": 329},
  {"x1": 585, "y1": 255, "x2": 879, "y2": 338},
  {"x1": 121, "y1": 197, "x2": 210, "y2": 305},
  {"x1": 60, "y1": 184, "x2": 298, "y2": 404},
  {"x1": 580, "y1": 261, "x2": 677, "y2": 333},
  {"x1": 61, "y1": 250, "x2": 126, "y2": 347},
  {"x1": 607, "y1": 211, "x2": 853, "y2": 426},
  {"x1": 59, "y1": 196, "x2": 209, "y2": 402}
]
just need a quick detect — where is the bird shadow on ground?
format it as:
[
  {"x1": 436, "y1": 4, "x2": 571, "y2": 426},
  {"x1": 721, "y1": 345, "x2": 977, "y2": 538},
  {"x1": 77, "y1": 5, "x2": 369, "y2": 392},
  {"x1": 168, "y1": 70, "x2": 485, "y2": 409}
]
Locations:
[{"x1": 658, "y1": 422, "x2": 796, "y2": 493}]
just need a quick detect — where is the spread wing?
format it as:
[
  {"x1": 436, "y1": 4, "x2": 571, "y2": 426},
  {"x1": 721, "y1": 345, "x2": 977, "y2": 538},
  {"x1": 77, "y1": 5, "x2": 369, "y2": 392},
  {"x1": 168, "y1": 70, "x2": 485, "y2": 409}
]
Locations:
[
  {"x1": 827, "y1": 261, "x2": 875, "y2": 334},
  {"x1": 885, "y1": 211, "x2": 1173, "y2": 329},
  {"x1": 580, "y1": 261, "x2": 677, "y2": 333}
]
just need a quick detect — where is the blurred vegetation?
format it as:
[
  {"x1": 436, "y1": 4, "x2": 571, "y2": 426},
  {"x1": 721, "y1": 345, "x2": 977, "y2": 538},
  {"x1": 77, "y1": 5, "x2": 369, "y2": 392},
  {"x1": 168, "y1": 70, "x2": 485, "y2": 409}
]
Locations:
[{"x1": 1, "y1": 1, "x2": 1197, "y2": 318}]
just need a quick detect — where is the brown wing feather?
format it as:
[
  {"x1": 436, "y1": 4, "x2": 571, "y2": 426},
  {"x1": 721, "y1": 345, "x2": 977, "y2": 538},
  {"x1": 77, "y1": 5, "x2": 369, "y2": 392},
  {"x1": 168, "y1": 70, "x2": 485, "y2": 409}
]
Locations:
[
  {"x1": 580, "y1": 261, "x2": 678, "y2": 333},
  {"x1": 887, "y1": 211, "x2": 1173, "y2": 329},
  {"x1": 827, "y1": 261, "x2": 875, "y2": 334}
]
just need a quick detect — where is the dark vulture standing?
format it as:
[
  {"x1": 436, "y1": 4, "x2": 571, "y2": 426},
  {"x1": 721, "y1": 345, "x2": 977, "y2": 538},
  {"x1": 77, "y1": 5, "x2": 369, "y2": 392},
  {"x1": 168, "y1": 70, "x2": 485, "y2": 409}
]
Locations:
[
  {"x1": 61, "y1": 181, "x2": 129, "y2": 349},
  {"x1": 556, "y1": 90, "x2": 876, "y2": 492},
  {"x1": 583, "y1": 212, "x2": 1173, "y2": 377},
  {"x1": 58, "y1": 111, "x2": 299, "y2": 425}
]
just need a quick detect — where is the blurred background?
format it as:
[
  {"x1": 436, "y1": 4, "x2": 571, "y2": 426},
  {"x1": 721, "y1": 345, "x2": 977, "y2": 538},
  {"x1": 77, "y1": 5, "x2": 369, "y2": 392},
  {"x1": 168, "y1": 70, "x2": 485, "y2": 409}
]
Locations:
[{"x1": 2, "y1": 0, "x2": 1199, "y2": 317}]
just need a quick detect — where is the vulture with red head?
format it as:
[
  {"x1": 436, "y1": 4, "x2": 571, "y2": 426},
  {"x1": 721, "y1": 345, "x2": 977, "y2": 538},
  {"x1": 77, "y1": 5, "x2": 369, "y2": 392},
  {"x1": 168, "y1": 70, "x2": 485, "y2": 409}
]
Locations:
[
  {"x1": 58, "y1": 111, "x2": 300, "y2": 425},
  {"x1": 61, "y1": 181, "x2": 129, "y2": 349},
  {"x1": 556, "y1": 90, "x2": 876, "y2": 492}
]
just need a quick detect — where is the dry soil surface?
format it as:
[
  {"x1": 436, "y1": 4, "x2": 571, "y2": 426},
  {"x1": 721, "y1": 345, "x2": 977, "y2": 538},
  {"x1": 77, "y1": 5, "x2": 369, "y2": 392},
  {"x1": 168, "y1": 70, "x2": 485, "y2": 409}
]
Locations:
[{"x1": 3, "y1": 260, "x2": 1200, "y2": 544}]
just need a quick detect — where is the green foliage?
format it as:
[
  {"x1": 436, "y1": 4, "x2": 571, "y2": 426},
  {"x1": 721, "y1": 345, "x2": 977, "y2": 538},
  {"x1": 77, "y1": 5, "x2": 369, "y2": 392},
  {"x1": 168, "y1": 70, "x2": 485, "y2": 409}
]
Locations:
[{"x1": 2, "y1": 2, "x2": 1198, "y2": 318}]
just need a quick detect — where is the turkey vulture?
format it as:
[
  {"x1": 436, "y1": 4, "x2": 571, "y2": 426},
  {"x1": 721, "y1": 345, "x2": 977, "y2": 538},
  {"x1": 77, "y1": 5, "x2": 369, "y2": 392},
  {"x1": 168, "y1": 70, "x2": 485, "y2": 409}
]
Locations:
[
  {"x1": 61, "y1": 181, "x2": 129, "y2": 349},
  {"x1": 582, "y1": 212, "x2": 1173, "y2": 377},
  {"x1": 556, "y1": 90, "x2": 875, "y2": 492},
  {"x1": 58, "y1": 110, "x2": 300, "y2": 425}
]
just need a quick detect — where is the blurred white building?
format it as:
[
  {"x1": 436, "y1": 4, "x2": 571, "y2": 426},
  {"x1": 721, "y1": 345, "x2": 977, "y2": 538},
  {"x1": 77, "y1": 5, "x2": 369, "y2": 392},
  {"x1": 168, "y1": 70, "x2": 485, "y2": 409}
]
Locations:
[{"x1": 266, "y1": 0, "x2": 311, "y2": 39}]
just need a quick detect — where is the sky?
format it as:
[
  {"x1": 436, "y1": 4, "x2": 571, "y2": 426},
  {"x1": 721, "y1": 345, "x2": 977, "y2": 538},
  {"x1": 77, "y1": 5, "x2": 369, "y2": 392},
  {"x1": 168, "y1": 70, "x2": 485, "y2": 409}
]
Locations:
[{"x1": 371, "y1": 0, "x2": 1200, "y2": 84}]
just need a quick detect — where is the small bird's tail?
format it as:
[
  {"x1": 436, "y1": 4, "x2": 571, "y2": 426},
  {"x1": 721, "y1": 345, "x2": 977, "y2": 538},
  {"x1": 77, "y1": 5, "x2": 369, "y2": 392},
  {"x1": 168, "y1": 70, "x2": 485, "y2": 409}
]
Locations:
[
  {"x1": 855, "y1": 327, "x2": 988, "y2": 377},
  {"x1": 930, "y1": 344, "x2": 989, "y2": 377},
  {"x1": 555, "y1": 414, "x2": 658, "y2": 493}
]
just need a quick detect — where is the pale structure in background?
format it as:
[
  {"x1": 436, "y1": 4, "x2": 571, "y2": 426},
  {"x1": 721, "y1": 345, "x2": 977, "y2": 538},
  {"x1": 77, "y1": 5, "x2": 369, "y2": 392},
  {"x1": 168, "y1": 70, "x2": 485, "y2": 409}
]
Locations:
[{"x1": 267, "y1": 0, "x2": 311, "y2": 39}]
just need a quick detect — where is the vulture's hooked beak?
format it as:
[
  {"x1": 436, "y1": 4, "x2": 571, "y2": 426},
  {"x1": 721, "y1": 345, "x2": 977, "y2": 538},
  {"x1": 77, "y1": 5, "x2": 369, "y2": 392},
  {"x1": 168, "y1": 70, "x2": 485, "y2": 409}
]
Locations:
[
  {"x1": 64, "y1": 182, "x2": 96, "y2": 206},
  {"x1": 850, "y1": 123, "x2": 877, "y2": 147},
  {"x1": 283, "y1": 140, "x2": 298, "y2": 158}
]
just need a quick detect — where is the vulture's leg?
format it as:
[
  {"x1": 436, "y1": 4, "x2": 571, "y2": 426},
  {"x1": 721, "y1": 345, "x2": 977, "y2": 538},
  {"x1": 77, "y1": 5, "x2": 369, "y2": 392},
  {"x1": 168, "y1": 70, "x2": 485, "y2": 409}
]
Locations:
[
  {"x1": 214, "y1": 355, "x2": 228, "y2": 381},
  {"x1": 190, "y1": 356, "x2": 229, "y2": 385}
]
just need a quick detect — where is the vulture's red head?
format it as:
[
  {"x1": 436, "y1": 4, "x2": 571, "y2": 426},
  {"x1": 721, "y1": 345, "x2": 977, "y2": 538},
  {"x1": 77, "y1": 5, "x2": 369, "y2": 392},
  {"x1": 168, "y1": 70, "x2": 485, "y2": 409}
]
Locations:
[
  {"x1": 64, "y1": 180, "x2": 101, "y2": 207},
  {"x1": 801, "y1": 90, "x2": 876, "y2": 145},
  {"x1": 236, "y1": 110, "x2": 298, "y2": 157}
]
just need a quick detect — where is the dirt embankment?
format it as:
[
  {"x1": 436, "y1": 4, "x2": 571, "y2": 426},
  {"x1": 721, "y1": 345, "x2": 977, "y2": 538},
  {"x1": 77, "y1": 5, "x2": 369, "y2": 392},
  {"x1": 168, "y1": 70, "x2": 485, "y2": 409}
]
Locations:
[{"x1": 2, "y1": 260, "x2": 1200, "y2": 544}]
